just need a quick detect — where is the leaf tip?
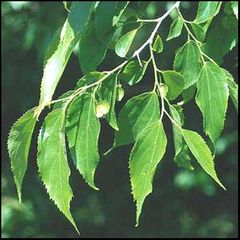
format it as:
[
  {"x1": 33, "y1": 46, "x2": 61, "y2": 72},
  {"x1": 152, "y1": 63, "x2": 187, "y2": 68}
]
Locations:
[{"x1": 218, "y1": 181, "x2": 226, "y2": 191}]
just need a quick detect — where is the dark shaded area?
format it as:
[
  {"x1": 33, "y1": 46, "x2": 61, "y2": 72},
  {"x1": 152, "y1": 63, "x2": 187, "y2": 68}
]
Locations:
[{"x1": 1, "y1": 2, "x2": 238, "y2": 238}]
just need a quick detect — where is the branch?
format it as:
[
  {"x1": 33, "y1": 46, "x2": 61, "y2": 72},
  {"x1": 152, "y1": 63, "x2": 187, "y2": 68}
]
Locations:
[
  {"x1": 133, "y1": 1, "x2": 180, "y2": 58},
  {"x1": 48, "y1": 1, "x2": 180, "y2": 107}
]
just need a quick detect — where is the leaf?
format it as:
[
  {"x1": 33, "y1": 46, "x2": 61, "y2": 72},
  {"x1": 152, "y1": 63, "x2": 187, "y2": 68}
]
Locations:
[
  {"x1": 130, "y1": 121, "x2": 167, "y2": 226},
  {"x1": 119, "y1": 60, "x2": 149, "y2": 85},
  {"x1": 115, "y1": 28, "x2": 139, "y2": 58},
  {"x1": 95, "y1": 1, "x2": 116, "y2": 40},
  {"x1": 95, "y1": 2, "x2": 128, "y2": 40},
  {"x1": 76, "y1": 72, "x2": 105, "y2": 88},
  {"x1": 112, "y1": 2, "x2": 129, "y2": 26},
  {"x1": 98, "y1": 74, "x2": 119, "y2": 130},
  {"x1": 43, "y1": 28, "x2": 61, "y2": 66},
  {"x1": 37, "y1": 108, "x2": 79, "y2": 233},
  {"x1": 196, "y1": 62, "x2": 229, "y2": 143},
  {"x1": 166, "y1": 17, "x2": 183, "y2": 41},
  {"x1": 169, "y1": 105, "x2": 193, "y2": 170},
  {"x1": 190, "y1": 22, "x2": 206, "y2": 42},
  {"x1": 194, "y1": 1, "x2": 222, "y2": 24},
  {"x1": 162, "y1": 70, "x2": 184, "y2": 100},
  {"x1": 231, "y1": 1, "x2": 238, "y2": 19},
  {"x1": 78, "y1": 22, "x2": 107, "y2": 74},
  {"x1": 8, "y1": 107, "x2": 37, "y2": 202},
  {"x1": 224, "y1": 69, "x2": 238, "y2": 112},
  {"x1": 152, "y1": 35, "x2": 163, "y2": 53},
  {"x1": 203, "y1": 15, "x2": 238, "y2": 64},
  {"x1": 66, "y1": 94, "x2": 100, "y2": 190},
  {"x1": 174, "y1": 40, "x2": 201, "y2": 89},
  {"x1": 114, "y1": 92, "x2": 160, "y2": 147},
  {"x1": 181, "y1": 129, "x2": 226, "y2": 190},
  {"x1": 181, "y1": 84, "x2": 196, "y2": 103},
  {"x1": 37, "y1": 2, "x2": 94, "y2": 116}
]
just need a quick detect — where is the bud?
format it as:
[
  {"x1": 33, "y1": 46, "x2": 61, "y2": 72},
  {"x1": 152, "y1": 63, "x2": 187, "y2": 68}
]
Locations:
[
  {"x1": 95, "y1": 101, "x2": 110, "y2": 118},
  {"x1": 159, "y1": 83, "x2": 168, "y2": 98},
  {"x1": 116, "y1": 84, "x2": 124, "y2": 101}
]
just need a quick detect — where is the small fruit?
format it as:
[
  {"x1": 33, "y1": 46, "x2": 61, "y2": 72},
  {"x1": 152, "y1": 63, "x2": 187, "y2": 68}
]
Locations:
[
  {"x1": 95, "y1": 101, "x2": 110, "y2": 118},
  {"x1": 159, "y1": 83, "x2": 168, "y2": 97},
  {"x1": 116, "y1": 84, "x2": 125, "y2": 101}
]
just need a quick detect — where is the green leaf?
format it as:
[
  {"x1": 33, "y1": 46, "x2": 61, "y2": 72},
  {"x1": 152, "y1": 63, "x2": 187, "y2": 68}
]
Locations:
[
  {"x1": 43, "y1": 28, "x2": 61, "y2": 66},
  {"x1": 194, "y1": 1, "x2": 222, "y2": 24},
  {"x1": 152, "y1": 35, "x2": 163, "y2": 53},
  {"x1": 37, "y1": 108, "x2": 79, "y2": 233},
  {"x1": 95, "y1": 2, "x2": 128, "y2": 40},
  {"x1": 8, "y1": 107, "x2": 37, "y2": 202},
  {"x1": 114, "y1": 92, "x2": 160, "y2": 147},
  {"x1": 112, "y1": 2, "x2": 129, "y2": 26},
  {"x1": 224, "y1": 69, "x2": 238, "y2": 112},
  {"x1": 174, "y1": 40, "x2": 201, "y2": 89},
  {"x1": 181, "y1": 129, "x2": 226, "y2": 190},
  {"x1": 98, "y1": 74, "x2": 119, "y2": 130},
  {"x1": 162, "y1": 70, "x2": 184, "y2": 100},
  {"x1": 78, "y1": 22, "x2": 107, "y2": 74},
  {"x1": 169, "y1": 105, "x2": 193, "y2": 170},
  {"x1": 37, "y1": 2, "x2": 94, "y2": 116},
  {"x1": 196, "y1": 62, "x2": 229, "y2": 143},
  {"x1": 190, "y1": 22, "x2": 206, "y2": 42},
  {"x1": 130, "y1": 121, "x2": 167, "y2": 226},
  {"x1": 66, "y1": 94, "x2": 100, "y2": 190},
  {"x1": 95, "y1": 2, "x2": 116, "y2": 40},
  {"x1": 231, "y1": 1, "x2": 238, "y2": 19},
  {"x1": 119, "y1": 60, "x2": 149, "y2": 85},
  {"x1": 115, "y1": 28, "x2": 138, "y2": 58},
  {"x1": 181, "y1": 85, "x2": 196, "y2": 104},
  {"x1": 166, "y1": 17, "x2": 183, "y2": 41},
  {"x1": 76, "y1": 72, "x2": 105, "y2": 88},
  {"x1": 203, "y1": 15, "x2": 238, "y2": 64}
]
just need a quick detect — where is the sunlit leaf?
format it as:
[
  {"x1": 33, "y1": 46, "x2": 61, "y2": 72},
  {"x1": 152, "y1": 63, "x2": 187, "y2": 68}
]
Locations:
[
  {"x1": 37, "y1": 2, "x2": 94, "y2": 116},
  {"x1": 66, "y1": 94, "x2": 100, "y2": 190},
  {"x1": 115, "y1": 92, "x2": 160, "y2": 147},
  {"x1": 115, "y1": 28, "x2": 139, "y2": 58},
  {"x1": 174, "y1": 40, "x2": 201, "y2": 89},
  {"x1": 162, "y1": 70, "x2": 184, "y2": 100},
  {"x1": 167, "y1": 17, "x2": 183, "y2": 41},
  {"x1": 181, "y1": 129, "x2": 226, "y2": 190},
  {"x1": 194, "y1": 2, "x2": 222, "y2": 23},
  {"x1": 196, "y1": 62, "x2": 229, "y2": 143},
  {"x1": 130, "y1": 121, "x2": 167, "y2": 226},
  {"x1": 37, "y1": 108, "x2": 79, "y2": 233},
  {"x1": 152, "y1": 35, "x2": 163, "y2": 53}
]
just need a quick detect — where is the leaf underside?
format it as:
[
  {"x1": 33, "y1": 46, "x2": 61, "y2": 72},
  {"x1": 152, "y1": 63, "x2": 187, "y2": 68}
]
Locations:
[{"x1": 8, "y1": 107, "x2": 37, "y2": 202}]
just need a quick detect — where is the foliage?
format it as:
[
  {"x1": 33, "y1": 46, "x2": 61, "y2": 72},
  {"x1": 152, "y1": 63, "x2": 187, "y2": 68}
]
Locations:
[{"x1": 6, "y1": 1, "x2": 238, "y2": 235}]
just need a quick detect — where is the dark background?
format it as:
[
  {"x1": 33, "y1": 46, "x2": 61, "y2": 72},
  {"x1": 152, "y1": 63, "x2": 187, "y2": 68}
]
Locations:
[{"x1": 1, "y1": 2, "x2": 238, "y2": 238}]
